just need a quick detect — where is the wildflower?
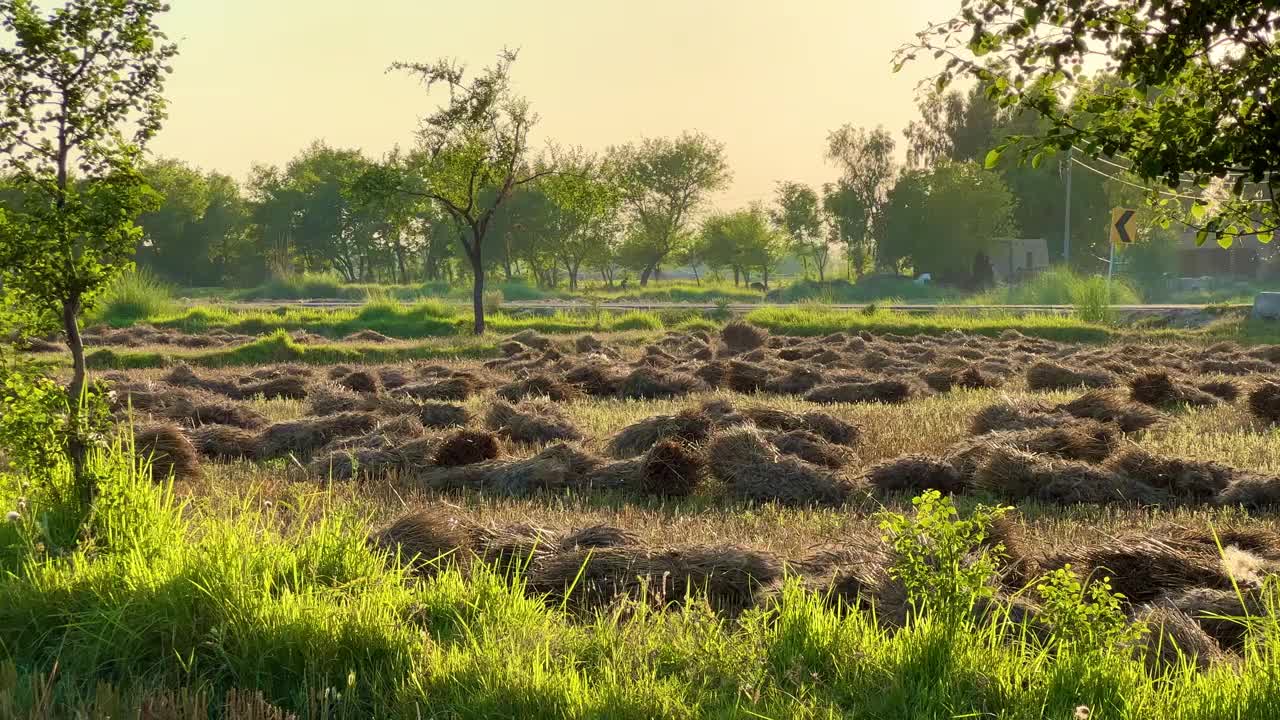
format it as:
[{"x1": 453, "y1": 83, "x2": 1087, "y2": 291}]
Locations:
[
  {"x1": 263, "y1": 500, "x2": 273, "y2": 509},
  {"x1": 17, "y1": 497, "x2": 26, "y2": 511},
  {"x1": 5, "y1": 511, "x2": 20, "y2": 523},
  {"x1": 1075, "y1": 707, "x2": 1090, "y2": 720}
]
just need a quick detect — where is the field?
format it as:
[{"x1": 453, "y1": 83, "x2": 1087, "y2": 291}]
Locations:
[{"x1": 6, "y1": 312, "x2": 1280, "y2": 719}]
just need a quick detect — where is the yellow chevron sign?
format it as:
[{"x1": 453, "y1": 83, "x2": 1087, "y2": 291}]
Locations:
[{"x1": 1110, "y1": 207, "x2": 1138, "y2": 244}]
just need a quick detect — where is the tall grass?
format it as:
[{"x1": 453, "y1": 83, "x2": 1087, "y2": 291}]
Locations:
[
  {"x1": 89, "y1": 268, "x2": 178, "y2": 327},
  {"x1": 3, "y1": 441, "x2": 1279, "y2": 718},
  {"x1": 746, "y1": 306, "x2": 1118, "y2": 342},
  {"x1": 971, "y1": 267, "x2": 1143, "y2": 307}
]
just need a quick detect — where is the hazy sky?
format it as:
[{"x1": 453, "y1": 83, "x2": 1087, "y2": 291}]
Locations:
[{"x1": 151, "y1": 0, "x2": 956, "y2": 208}]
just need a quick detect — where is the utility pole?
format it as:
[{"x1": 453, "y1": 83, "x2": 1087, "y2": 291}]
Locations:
[{"x1": 1063, "y1": 147, "x2": 1073, "y2": 267}]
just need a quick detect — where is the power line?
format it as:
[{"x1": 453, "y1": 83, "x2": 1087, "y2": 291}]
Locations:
[
  {"x1": 1072, "y1": 146, "x2": 1275, "y2": 189},
  {"x1": 1069, "y1": 155, "x2": 1274, "y2": 204}
]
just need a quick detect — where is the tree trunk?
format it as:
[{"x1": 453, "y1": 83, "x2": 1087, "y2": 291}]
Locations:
[
  {"x1": 733, "y1": 267, "x2": 740, "y2": 286},
  {"x1": 639, "y1": 265, "x2": 654, "y2": 286},
  {"x1": 62, "y1": 297, "x2": 93, "y2": 509},
  {"x1": 470, "y1": 248, "x2": 485, "y2": 335},
  {"x1": 691, "y1": 265, "x2": 701, "y2": 285}
]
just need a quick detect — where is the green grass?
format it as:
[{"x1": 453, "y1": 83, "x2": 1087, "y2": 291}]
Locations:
[
  {"x1": 4, "y1": 438, "x2": 1280, "y2": 719},
  {"x1": 970, "y1": 267, "x2": 1144, "y2": 307},
  {"x1": 768, "y1": 276, "x2": 961, "y2": 304},
  {"x1": 88, "y1": 268, "x2": 179, "y2": 327},
  {"x1": 745, "y1": 306, "x2": 1121, "y2": 342}
]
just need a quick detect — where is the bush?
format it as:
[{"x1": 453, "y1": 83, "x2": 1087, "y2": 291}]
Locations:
[
  {"x1": 972, "y1": 267, "x2": 1142, "y2": 307},
  {"x1": 91, "y1": 269, "x2": 177, "y2": 327},
  {"x1": 244, "y1": 271, "x2": 354, "y2": 301},
  {"x1": 483, "y1": 289, "x2": 505, "y2": 315}
]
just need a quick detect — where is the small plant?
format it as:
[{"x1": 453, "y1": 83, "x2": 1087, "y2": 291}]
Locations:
[
  {"x1": 1070, "y1": 275, "x2": 1117, "y2": 325},
  {"x1": 92, "y1": 268, "x2": 177, "y2": 327},
  {"x1": 713, "y1": 297, "x2": 732, "y2": 320},
  {"x1": 878, "y1": 490, "x2": 1009, "y2": 624},
  {"x1": 1036, "y1": 565, "x2": 1146, "y2": 652}
]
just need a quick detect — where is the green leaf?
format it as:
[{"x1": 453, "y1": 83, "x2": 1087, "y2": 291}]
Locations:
[
  {"x1": 1031, "y1": 152, "x2": 1044, "y2": 169},
  {"x1": 984, "y1": 148, "x2": 1002, "y2": 170},
  {"x1": 1218, "y1": 235, "x2": 1234, "y2": 249},
  {"x1": 1189, "y1": 203, "x2": 1206, "y2": 221},
  {"x1": 1195, "y1": 228, "x2": 1209, "y2": 247},
  {"x1": 1257, "y1": 230, "x2": 1273, "y2": 244}
]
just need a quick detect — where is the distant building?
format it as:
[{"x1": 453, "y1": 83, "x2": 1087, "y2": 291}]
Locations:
[
  {"x1": 1175, "y1": 230, "x2": 1271, "y2": 279},
  {"x1": 989, "y1": 238, "x2": 1050, "y2": 284}
]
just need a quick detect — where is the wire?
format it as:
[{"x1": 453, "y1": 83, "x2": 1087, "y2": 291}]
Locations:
[
  {"x1": 1072, "y1": 146, "x2": 1274, "y2": 189},
  {"x1": 1069, "y1": 155, "x2": 1275, "y2": 204}
]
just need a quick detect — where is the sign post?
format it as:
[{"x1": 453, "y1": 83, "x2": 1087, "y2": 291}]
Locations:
[{"x1": 1108, "y1": 208, "x2": 1138, "y2": 303}]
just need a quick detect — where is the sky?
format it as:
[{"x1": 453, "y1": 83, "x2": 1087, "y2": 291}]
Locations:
[{"x1": 151, "y1": 0, "x2": 957, "y2": 208}]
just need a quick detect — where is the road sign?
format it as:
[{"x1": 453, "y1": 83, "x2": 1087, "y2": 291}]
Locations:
[{"x1": 1110, "y1": 207, "x2": 1138, "y2": 244}]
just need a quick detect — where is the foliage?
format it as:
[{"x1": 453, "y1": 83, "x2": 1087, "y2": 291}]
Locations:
[
  {"x1": 899, "y1": 0, "x2": 1280, "y2": 247},
  {"x1": 879, "y1": 490, "x2": 1009, "y2": 623},
  {"x1": 773, "y1": 181, "x2": 830, "y2": 281},
  {"x1": 877, "y1": 161, "x2": 1016, "y2": 280},
  {"x1": 609, "y1": 132, "x2": 731, "y2": 285},
  {"x1": 970, "y1": 267, "x2": 1142, "y2": 307},
  {"x1": 700, "y1": 207, "x2": 786, "y2": 288},
  {"x1": 1037, "y1": 566, "x2": 1147, "y2": 653},
  {"x1": 825, "y1": 125, "x2": 896, "y2": 277}
]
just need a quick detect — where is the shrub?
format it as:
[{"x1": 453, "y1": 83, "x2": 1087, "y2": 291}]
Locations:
[
  {"x1": 483, "y1": 289, "x2": 505, "y2": 315},
  {"x1": 91, "y1": 269, "x2": 177, "y2": 326},
  {"x1": 1037, "y1": 565, "x2": 1147, "y2": 652}
]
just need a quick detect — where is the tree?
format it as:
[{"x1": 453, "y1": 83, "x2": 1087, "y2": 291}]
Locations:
[
  {"x1": 539, "y1": 152, "x2": 621, "y2": 290},
  {"x1": 700, "y1": 207, "x2": 785, "y2": 289},
  {"x1": 773, "y1": 181, "x2": 829, "y2": 281},
  {"x1": 903, "y1": 85, "x2": 1001, "y2": 169},
  {"x1": 877, "y1": 161, "x2": 1016, "y2": 283},
  {"x1": 380, "y1": 50, "x2": 548, "y2": 334},
  {"x1": 136, "y1": 158, "x2": 211, "y2": 285},
  {"x1": 609, "y1": 132, "x2": 731, "y2": 285},
  {"x1": 898, "y1": 0, "x2": 1280, "y2": 246},
  {"x1": 0, "y1": 0, "x2": 175, "y2": 502},
  {"x1": 825, "y1": 125, "x2": 897, "y2": 277}
]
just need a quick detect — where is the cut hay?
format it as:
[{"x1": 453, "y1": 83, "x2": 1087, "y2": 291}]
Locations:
[
  {"x1": 508, "y1": 329, "x2": 554, "y2": 351},
  {"x1": 378, "y1": 414, "x2": 426, "y2": 440},
  {"x1": 1040, "y1": 537, "x2": 1236, "y2": 605},
  {"x1": 708, "y1": 427, "x2": 857, "y2": 506},
  {"x1": 864, "y1": 455, "x2": 965, "y2": 495},
  {"x1": 496, "y1": 373, "x2": 582, "y2": 403},
  {"x1": 1248, "y1": 381, "x2": 1280, "y2": 424},
  {"x1": 763, "y1": 366, "x2": 826, "y2": 395},
  {"x1": 133, "y1": 423, "x2": 201, "y2": 482},
  {"x1": 769, "y1": 430, "x2": 856, "y2": 469},
  {"x1": 804, "y1": 380, "x2": 913, "y2": 405},
  {"x1": 606, "y1": 408, "x2": 714, "y2": 459},
  {"x1": 563, "y1": 362, "x2": 624, "y2": 396},
  {"x1": 1026, "y1": 361, "x2": 1118, "y2": 391},
  {"x1": 947, "y1": 421, "x2": 1120, "y2": 479},
  {"x1": 256, "y1": 412, "x2": 380, "y2": 460},
  {"x1": 235, "y1": 375, "x2": 308, "y2": 401},
  {"x1": 801, "y1": 543, "x2": 908, "y2": 627},
  {"x1": 921, "y1": 366, "x2": 1000, "y2": 393},
  {"x1": 1128, "y1": 371, "x2": 1220, "y2": 408},
  {"x1": 1196, "y1": 378, "x2": 1242, "y2": 402},
  {"x1": 417, "y1": 442, "x2": 603, "y2": 496},
  {"x1": 1156, "y1": 588, "x2": 1266, "y2": 651},
  {"x1": 1133, "y1": 605, "x2": 1224, "y2": 673},
  {"x1": 975, "y1": 446, "x2": 1165, "y2": 505},
  {"x1": 162, "y1": 365, "x2": 240, "y2": 397},
  {"x1": 720, "y1": 320, "x2": 769, "y2": 353},
  {"x1": 801, "y1": 412, "x2": 860, "y2": 447},
  {"x1": 1217, "y1": 474, "x2": 1280, "y2": 509},
  {"x1": 561, "y1": 524, "x2": 637, "y2": 550},
  {"x1": 574, "y1": 334, "x2": 604, "y2": 353},
  {"x1": 1057, "y1": 390, "x2": 1165, "y2": 433},
  {"x1": 1200, "y1": 357, "x2": 1274, "y2": 375},
  {"x1": 639, "y1": 440, "x2": 706, "y2": 497},
  {"x1": 417, "y1": 401, "x2": 471, "y2": 429},
  {"x1": 372, "y1": 509, "x2": 473, "y2": 575},
  {"x1": 616, "y1": 367, "x2": 708, "y2": 400},
  {"x1": 433, "y1": 428, "x2": 501, "y2": 467},
  {"x1": 484, "y1": 399, "x2": 582, "y2": 445},
  {"x1": 378, "y1": 366, "x2": 410, "y2": 389},
  {"x1": 311, "y1": 437, "x2": 435, "y2": 481},
  {"x1": 308, "y1": 384, "x2": 361, "y2": 416},
  {"x1": 970, "y1": 399, "x2": 1070, "y2": 435},
  {"x1": 1105, "y1": 449, "x2": 1237, "y2": 501},
  {"x1": 337, "y1": 370, "x2": 380, "y2": 394},
  {"x1": 724, "y1": 360, "x2": 772, "y2": 394},
  {"x1": 187, "y1": 425, "x2": 259, "y2": 461},
  {"x1": 396, "y1": 376, "x2": 481, "y2": 402}
]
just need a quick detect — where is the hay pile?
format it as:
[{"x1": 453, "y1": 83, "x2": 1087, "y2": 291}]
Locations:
[
  {"x1": 133, "y1": 423, "x2": 201, "y2": 481},
  {"x1": 417, "y1": 401, "x2": 471, "y2": 429},
  {"x1": 864, "y1": 455, "x2": 965, "y2": 495},
  {"x1": 1248, "y1": 381, "x2": 1280, "y2": 424},
  {"x1": 433, "y1": 428, "x2": 502, "y2": 467},
  {"x1": 1026, "y1": 361, "x2": 1119, "y2": 391},
  {"x1": 974, "y1": 445, "x2": 1165, "y2": 505},
  {"x1": 337, "y1": 370, "x2": 381, "y2": 394},
  {"x1": 1128, "y1": 371, "x2": 1220, "y2": 409},
  {"x1": 921, "y1": 366, "x2": 1000, "y2": 393},
  {"x1": 1133, "y1": 605, "x2": 1225, "y2": 673},
  {"x1": 187, "y1": 425, "x2": 259, "y2": 461},
  {"x1": 708, "y1": 427, "x2": 857, "y2": 506},
  {"x1": 804, "y1": 380, "x2": 914, "y2": 405},
  {"x1": 970, "y1": 400, "x2": 1072, "y2": 435},
  {"x1": 720, "y1": 320, "x2": 769, "y2": 353},
  {"x1": 396, "y1": 376, "x2": 482, "y2": 402},
  {"x1": 724, "y1": 360, "x2": 772, "y2": 394},
  {"x1": 372, "y1": 509, "x2": 474, "y2": 575},
  {"x1": 1105, "y1": 449, "x2": 1237, "y2": 501},
  {"x1": 563, "y1": 362, "x2": 625, "y2": 396},
  {"x1": 416, "y1": 442, "x2": 604, "y2": 496},
  {"x1": 763, "y1": 366, "x2": 827, "y2": 395},
  {"x1": 496, "y1": 373, "x2": 582, "y2": 403},
  {"x1": 1040, "y1": 536, "x2": 1242, "y2": 605},
  {"x1": 947, "y1": 421, "x2": 1120, "y2": 478},
  {"x1": 769, "y1": 430, "x2": 857, "y2": 469},
  {"x1": 1057, "y1": 390, "x2": 1165, "y2": 433},
  {"x1": 639, "y1": 440, "x2": 706, "y2": 497},
  {"x1": 344, "y1": 329, "x2": 393, "y2": 343},
  {"x1": 485, "y1": 399, "x2": 583, "y2": 445},
  {"x1": 1216, "y1": 474, "x2": 1280, "y2": 509},
  {"x1": 236, "y1": 375, "x2": 308, "y2": 401},
  {"x1": 311, "y1": 437, "x2": 435, "y2": 481},
  {"x1": 606, "y1": 408, "x2": 714, "y2": 458},
  {"x1": 616, "y1": 367, "x2": 708, "y2": 399},
  {"x1": 256, "y1": 412, "x2": 380, "y2": 460}
]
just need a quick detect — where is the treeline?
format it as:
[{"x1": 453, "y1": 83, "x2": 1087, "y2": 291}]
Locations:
[{"x1": 114, "y1": 87, "x2": 1139, "y2": 292}]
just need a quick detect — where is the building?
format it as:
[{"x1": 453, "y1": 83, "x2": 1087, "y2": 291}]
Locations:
[
  {"x1": 989, "y1": 238, "x2": 1051, "y2": 284},
  {"x1": 1176, "y1": 230, "x2": 1272, "y2": 279}
]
